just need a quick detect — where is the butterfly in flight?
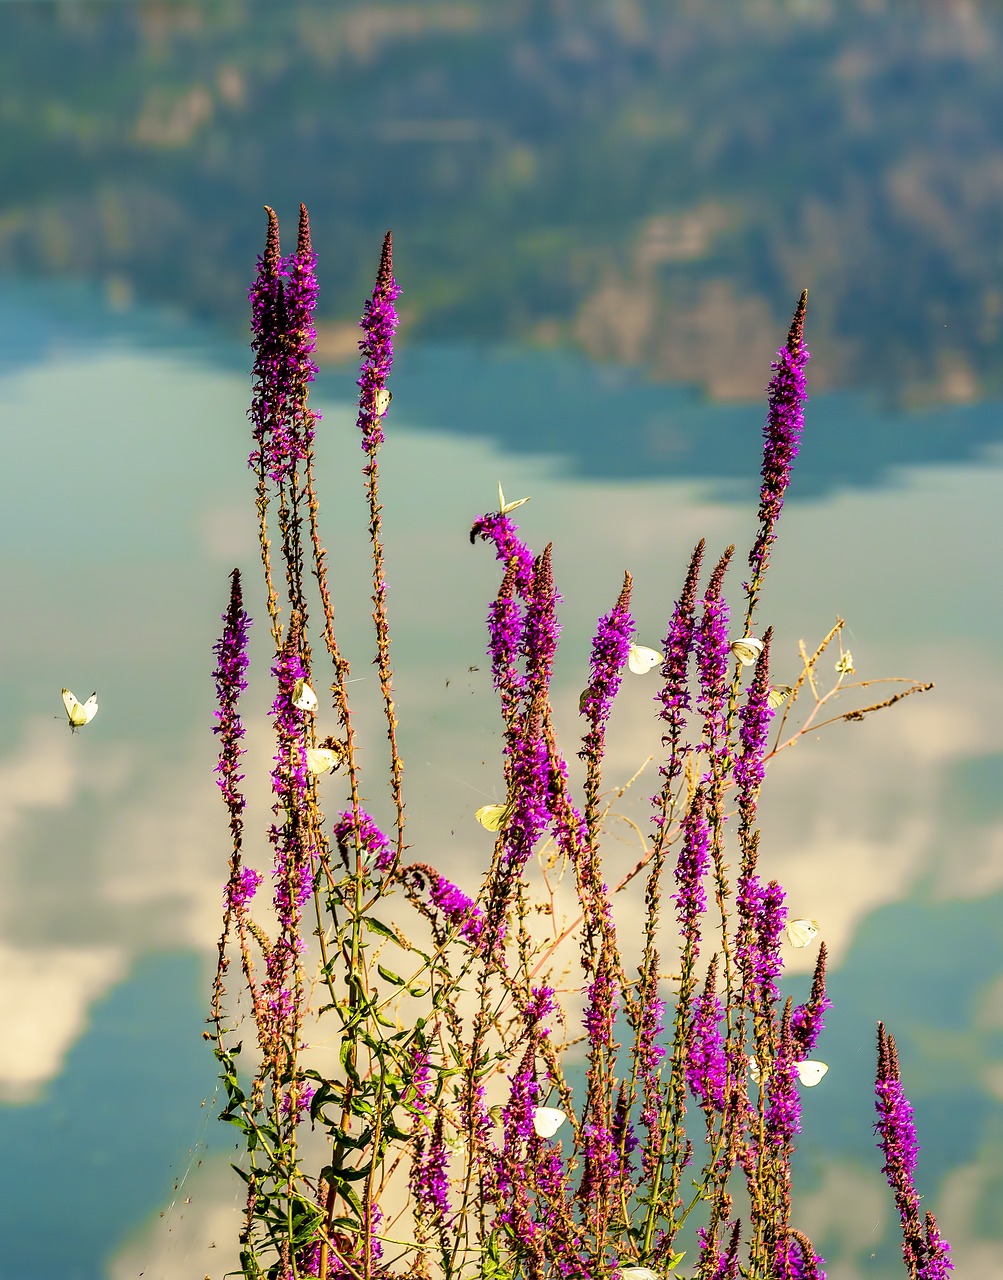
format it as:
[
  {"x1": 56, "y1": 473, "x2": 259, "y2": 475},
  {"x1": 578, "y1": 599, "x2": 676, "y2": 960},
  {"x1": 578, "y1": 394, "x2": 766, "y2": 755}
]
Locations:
[{"x1": 62, "y1": 688, "x2": 98, "y2": 732}]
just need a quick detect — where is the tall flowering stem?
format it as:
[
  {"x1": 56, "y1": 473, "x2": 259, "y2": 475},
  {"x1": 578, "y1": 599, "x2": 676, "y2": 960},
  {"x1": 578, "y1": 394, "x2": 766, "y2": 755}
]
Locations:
[
  {"x1": 357, "y1": 230, "x2": 406, "y2": 863},
  {"x1": 649, "y1": 536, "x2": 704, "y2": 906},
  {"x1": 639, "y1": 786, "x2": 710, "y2": 1255},
  {"x1": 579, "y1": 571, "x2": 635, "y2": 840},
  {"x1": 745, "y1": 289, "x2": 809, "y2": 632},
  {"x1": 248, "y1": 204, "x2": 322, "y2": 644},
  {"x1": 209, "y1": 568, "x2": 265, "y2": 1070},
  {"x1": 875, "y1": 1024, "x2": 954, "y2": 1279},
  {"x1": 695, "y1": 546, "x2": 741, "y2": 1010}
]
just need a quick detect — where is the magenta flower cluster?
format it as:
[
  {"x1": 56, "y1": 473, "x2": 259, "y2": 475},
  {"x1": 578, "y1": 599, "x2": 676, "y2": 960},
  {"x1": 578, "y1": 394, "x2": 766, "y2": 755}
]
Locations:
[
  {"x1": 248, "y1": 205, "x2": 321, "y2": 485},
  {"x1": 734, "y1": 630, "x2": 774, "y2": 831},
  {"x1": 579, "y1": 573, "x2": 635, "y2": 762},
  {"x1": 427, "y1": 873, "x2": 486, "y2": 947},
  {"x1": 357, "y1": 230, "x2": 401, "y2": 455},
  {"x1": 333, "y1": 809, "x2": 395, "y2": 873},
  {"x1": 875, "y1": 1025, "x2": 953, "y2": 1279},
  {"x1": 212, "y1": 570, "x2": 251, "y2": 840},
  {"x1": 268, "y1": 636, "x2": 315, "y2": 923},
  {"x1": 470, "y1": 516, "x2": 581, "y2": 873},
  {"x1": 748, "y1": 291, "x2": 809, "y2": 583}
]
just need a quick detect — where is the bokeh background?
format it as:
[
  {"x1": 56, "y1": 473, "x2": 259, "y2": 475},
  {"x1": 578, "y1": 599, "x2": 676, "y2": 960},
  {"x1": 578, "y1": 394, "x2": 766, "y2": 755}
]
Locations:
[{"x1": 2, "y1": 2, "x2": 1003, "y2": 1276}]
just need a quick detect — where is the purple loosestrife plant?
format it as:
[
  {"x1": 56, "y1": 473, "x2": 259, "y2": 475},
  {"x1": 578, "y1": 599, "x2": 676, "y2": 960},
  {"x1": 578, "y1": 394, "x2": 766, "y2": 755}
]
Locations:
[
  {"x1": 746, "y1": 289, "x2": 809, "y2": 621},
  {"x1": 212, "y1": 225, "x2": 943, "y2": 1280},
  {"x1": 875, "y1": 1024, "x2": 954, "y2": 1280}
]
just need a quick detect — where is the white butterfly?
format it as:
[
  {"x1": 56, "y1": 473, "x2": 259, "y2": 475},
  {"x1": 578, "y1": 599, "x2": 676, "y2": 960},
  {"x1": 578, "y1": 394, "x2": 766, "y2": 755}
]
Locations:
[
  {"x1": 731, "y1": 636, "x2": 764, "y2": 666},
  {"x1": 768, "y1": 683, "x2": 794, "y2": 709},
  {"x1": 62, "y1": 688, "x2": 98, "y2": 731},
  {"x1": 749, "y1": 1057, "x2": 828, "y2": 1088},
  {"x1": 307, "y1": 747, "x2": 341, "y2": 776},
  {"x1": 620, "y1": 1269, "x2": 660, "y2": 1280},
  {"x1": 374, "y1": 387, "x2": 392, "y2": 416},
  {"x1": 627, "y1": 643, "x2": 661, "y2": 675},
  {"x1": 794, "y1": 1061, "x2": 829, "y2": 1087},
  {"x1": 497, "y1": 483, "x2": 530, "y2": 516},
  {"x1": 292, "y1": 679, "x2": 318, "y2": 712},
  {"x1": 784, "y1": 918, "x2": 820, "y2": 949},
  {"x1": 531, "y1": 1106, "x2": 567, "y2": 1138},
  {"x1": 475, "y1": 802, "x2": 511, "y2": 832}
]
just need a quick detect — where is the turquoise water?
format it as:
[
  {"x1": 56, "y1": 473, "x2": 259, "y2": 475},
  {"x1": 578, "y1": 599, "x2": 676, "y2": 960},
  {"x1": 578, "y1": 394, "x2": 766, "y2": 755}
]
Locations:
[{"x1": 1, "y1": 284, "x2": 1002, "y2": 1276}]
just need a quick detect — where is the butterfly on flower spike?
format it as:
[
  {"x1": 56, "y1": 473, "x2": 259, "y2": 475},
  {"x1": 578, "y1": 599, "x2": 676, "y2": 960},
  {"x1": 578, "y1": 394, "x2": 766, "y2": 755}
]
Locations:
[
  {"x1": 292, "y1": 678, "x2": 319, "y2": 713},
  {"x1": 497, "y1": 483, "x2": 530, "y2": 516},
  {"x1": 475, "y1": 800, "x2": 514, "y2": 832},
  {"x1": 749, "y1": 1057, "x2": 828, "y2": 1088},
  {"x1": 783, "y1": 918, "x2": 820, "y2": 949},
  {"x1": 61, "y1": 688, "x2": 98, "y2": 732},
  {"x1": 307, "y1": 736, "x2": 348, "y2": 777},
  {"x1": 768, "y1": 683, "x2": 794, "y2": 710},
  {"x1": 731, "y1": 636, "x2": 763, "y2": 666},
  {"x1": 626, "y1": 643, "x2": 661, "y2": 675},
  {"x1": 531, "y1": 1107, "x2": 567, "y2": 1138}
]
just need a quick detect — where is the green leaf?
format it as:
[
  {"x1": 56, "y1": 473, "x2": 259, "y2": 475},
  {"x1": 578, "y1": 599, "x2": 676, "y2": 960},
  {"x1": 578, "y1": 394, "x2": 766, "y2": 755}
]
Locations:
[{"x1": 362, "y1": 915, "x2": 401, "y2": 942}]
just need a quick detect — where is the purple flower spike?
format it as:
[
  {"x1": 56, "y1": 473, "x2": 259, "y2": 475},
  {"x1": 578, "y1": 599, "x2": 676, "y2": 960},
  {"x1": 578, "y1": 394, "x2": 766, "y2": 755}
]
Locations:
[
  {"x1": 735, "y1": 627, "x2": 774, "y2": 833},
  {"x1": 791, "y1": 945, "x2": 831, "y2": 1059},
  {"x1": 248, "y1": 206, "x2": 321, "y2": 484},
  {"x1": 265, "y1": 622, "x2": 318, "y2": 969},
  {"x1": 781, "y1": 1233, "x2": 826, "y2": 1280},
  {"x1": 695, "y1": 547, "x2": 735, "y2": 753},
  {"x1": 523, "y1": 544, "x2": 562, "y2": 691},
  {"x1": 229, "y1": 864, "x2": 262, "y2": 911},
  {"x1": 579, "y1": 572, "x2": 635, "y2": 760},
  {"x1": 655, "y1": 539, "x2": 704, "y2": 792},
  {"x1": 702, "y1": 1222, "x2": 741, "y2": 1280},
  {"x1": 672, "y1": 788, "x2": 710, "y2": 946},
  {"x1": 412, "y1": 1114, "x2": 453, "y2": 1228},
  {"x1": 687, "y1": 965, "x2": 727, "y2": 1113},
  {"x1": 470, "y1": 510, "x2": 536, "y2": 595},
  {"x1": 875, "y1": 1024, "x2": 953, "y2": 1278},
  {"x1": 922, "y1": 1212, "x2": 954, "y2": 1280},
  {"x1": 357, "y1": 230, "x2": 401, "y2": 455},
  {"x1": 427, "y1": 872, "x2": 487, "y2": 947},
  {"x1": 212, "y1": 568, "x2": 251, "y2": 843},
  {"x1": 333, "y1": 809, "x2": 395, "y2": 873},
  {"x1": 749, "y1": 291, "x2": 810, "y2": 584},
  {"x1": 737, "y1": 875, "x2": 787, "y2": 1007},
  {"x1": 765, "y1": 1013, "x2": 803, "y2": 1150}
]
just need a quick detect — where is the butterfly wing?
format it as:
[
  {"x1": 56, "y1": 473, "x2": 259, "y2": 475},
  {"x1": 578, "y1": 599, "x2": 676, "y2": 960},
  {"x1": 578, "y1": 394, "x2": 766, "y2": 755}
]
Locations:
[
  {"x1": 731, "y1": 637, "x2": 763, "y2": 666},
  {"x1": 374, "y1": 387, "x2": 392, "y2": 416},
  {"x1": 627, "y1": 644, "x2": 661, "y2": 675},
  {"x1": 62, "y1": 688, "x2": 98, "y2": 729},
  {"x1": 292, "y1": 679, "x2": 318, "y2": 712},
  {"x1": 768, "y1": 684, "x2": 794, "y2": 709},
  {"x1": 784, "y1": 918, "x2": 820, "y2": 948},
  {"x1": 751, "y1": 1056, "x2": 827, "y2": 1087},
  {"x1": 797, "y1": 1061, "x2": 829, "y2": 1087},
  {"x1": 531, "y1": 1107, "x2": 567, "y2": 1138},
  {"x1": 476, "y1": 803, "x2": 509, "y2": 832},
  {"x1": 307, "y1": 748, "x2": 338, "y2": 776}
]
